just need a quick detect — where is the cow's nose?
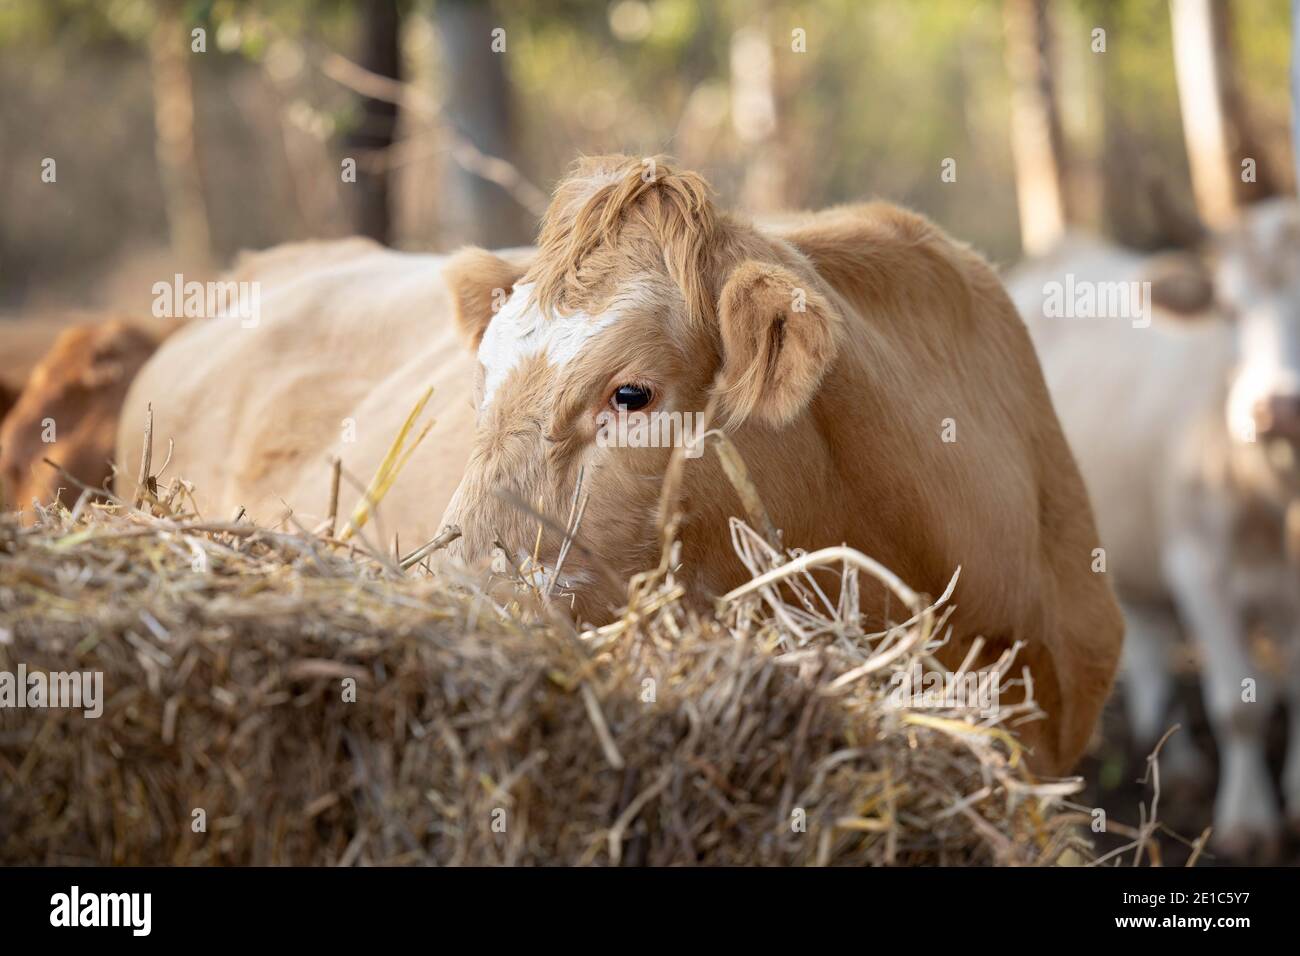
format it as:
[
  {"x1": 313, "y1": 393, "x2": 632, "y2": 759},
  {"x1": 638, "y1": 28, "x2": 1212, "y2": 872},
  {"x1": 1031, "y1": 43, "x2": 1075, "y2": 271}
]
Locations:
[{"x1": 1253, "y1": 393, "x2": 1300, "y2": 440}]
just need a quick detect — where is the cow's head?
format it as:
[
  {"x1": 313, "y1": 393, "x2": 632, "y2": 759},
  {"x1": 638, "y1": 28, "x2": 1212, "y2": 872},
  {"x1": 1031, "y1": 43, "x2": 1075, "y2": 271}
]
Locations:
[
  {"x1": 438, "y1": 157, "x2": 841, "y2": 621},
  {"x1": 1144, "y1": 200, "x2": 1300, "y2": 453},
  {"x1": 0, "y1": 320, "x2": 161, "y2": 511},
  {"x1": 1216, "y1": 201, "x2": 1300, "y2": 449}
]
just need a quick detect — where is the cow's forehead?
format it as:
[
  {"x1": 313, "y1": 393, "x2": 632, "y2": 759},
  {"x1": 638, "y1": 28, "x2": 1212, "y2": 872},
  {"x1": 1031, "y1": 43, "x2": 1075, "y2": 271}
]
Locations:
[
  {"x1": 476, "y1": 282, "x2": 625, "y2": 408},
  {"x1": 1219, "y1": 203, "x2": 1300, "y2": 293},
  {"x1": 1245, "y1": 201, "x2": 1300, "y2": 249}
]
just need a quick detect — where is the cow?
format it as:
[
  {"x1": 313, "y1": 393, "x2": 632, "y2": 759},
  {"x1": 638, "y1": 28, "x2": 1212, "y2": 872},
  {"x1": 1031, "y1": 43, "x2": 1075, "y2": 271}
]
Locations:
[
  {"x1": 0, "y1": 381, "x2": 16, "y2": 426},
  {"x1": 119, "y1": 155, "x2": 1123, "y2": 775},
  {"x1": 1, "y1": 318, "x2": 167, "y2": 513},
  {"x1": 1008, "y1": 198, "x2": 1300, "y2": 856}
]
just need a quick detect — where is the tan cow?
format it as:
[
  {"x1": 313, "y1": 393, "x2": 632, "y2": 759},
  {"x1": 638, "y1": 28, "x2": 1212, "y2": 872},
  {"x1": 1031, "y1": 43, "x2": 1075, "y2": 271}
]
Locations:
[
  {"x1": 1009, "y1": 198, "x2": 1300, "y2": 855},
  {"x1": 2, "y1": 319, "x2": 166, "y2": 513},
  {"x1": 0, "y1": 381, "x2": 16, "y2": 426},
  {"x1": 119, "y1": 156, "x2": 1123, "y2": 774}
]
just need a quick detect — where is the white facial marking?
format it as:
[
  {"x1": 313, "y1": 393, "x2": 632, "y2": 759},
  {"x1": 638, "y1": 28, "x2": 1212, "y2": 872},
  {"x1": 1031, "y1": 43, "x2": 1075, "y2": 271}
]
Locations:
[
  {"x1": 1215, "y1": 200, "x2": 1300, "y2": 444},
  {"x1": 1219, "y1": 221, "x2": 1300, "y2": 444},
  {"x1": 476, "y1": 282, "x2": 624, "y2": 410}
]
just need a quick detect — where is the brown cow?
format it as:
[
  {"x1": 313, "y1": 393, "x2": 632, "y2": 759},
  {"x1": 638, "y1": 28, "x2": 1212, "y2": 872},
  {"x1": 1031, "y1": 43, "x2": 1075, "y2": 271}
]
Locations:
[
  {"x1": 2, "y1": 319, "x2": 165, "y2": 512},
  {"x1": 0, "y1": 381, "x2": 16, "y2": 426},
  {"x1": 119, "y1": 157, "x2": 1123, "y2": 774}
]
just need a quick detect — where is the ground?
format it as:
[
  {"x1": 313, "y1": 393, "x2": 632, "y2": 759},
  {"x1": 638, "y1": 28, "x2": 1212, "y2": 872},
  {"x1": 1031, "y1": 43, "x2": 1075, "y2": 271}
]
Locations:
[{"x1": 1080, "y1": 677, "x2": 1299, "y2": 866}]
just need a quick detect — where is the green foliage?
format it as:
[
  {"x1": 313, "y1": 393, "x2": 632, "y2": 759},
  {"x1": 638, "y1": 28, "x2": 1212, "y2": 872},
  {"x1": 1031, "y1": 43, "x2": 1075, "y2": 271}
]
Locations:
[{"x1": 2, "y1": 0, "x2": 1296, "y2": 294}]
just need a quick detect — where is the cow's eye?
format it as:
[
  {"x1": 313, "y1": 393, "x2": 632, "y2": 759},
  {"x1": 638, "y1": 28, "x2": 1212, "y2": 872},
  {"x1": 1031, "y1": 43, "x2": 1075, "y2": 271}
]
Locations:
[{"x1": 612, "y1": 384, "x2": 653, "y2": 411}]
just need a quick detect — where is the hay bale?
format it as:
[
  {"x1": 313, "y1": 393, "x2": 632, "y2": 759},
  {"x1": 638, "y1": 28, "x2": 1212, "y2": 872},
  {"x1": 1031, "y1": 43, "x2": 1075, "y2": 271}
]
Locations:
[{"x1": 0, "y1": 494, "x2": 1095, "y2": 865}]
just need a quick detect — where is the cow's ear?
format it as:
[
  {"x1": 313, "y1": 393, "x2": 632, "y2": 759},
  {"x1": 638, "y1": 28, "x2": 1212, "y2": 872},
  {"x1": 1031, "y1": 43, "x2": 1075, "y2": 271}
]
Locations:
[
  {"x1": 1145, "y1": 251, "x2": 1215, "y2": 318},
  {"x1": 443, "y1": 248, "x2": 530, "y2": 348},
  {"x1": 716, "y1": 260, "x2": 842, "y2": 427}
]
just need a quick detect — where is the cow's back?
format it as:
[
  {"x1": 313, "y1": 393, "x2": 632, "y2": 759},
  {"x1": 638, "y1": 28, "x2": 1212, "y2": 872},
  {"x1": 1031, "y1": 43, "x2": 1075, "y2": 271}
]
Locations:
[{"x1": 117, "y1": 240, "x2": 480, "y2": 543}]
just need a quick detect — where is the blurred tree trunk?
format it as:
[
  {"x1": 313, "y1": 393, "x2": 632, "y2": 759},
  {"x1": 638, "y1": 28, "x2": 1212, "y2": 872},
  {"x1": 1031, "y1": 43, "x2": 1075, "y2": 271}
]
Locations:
[
  {"x1": 1094, "y1": 1, "x2": 1202, "y2": 251},
  {"x1": 1099, "y1": 103, "x2": 1146, "y2": 247},
  {"x1": 437, "y1": 0, "x2": 528, "y2": 248},
  {"x1": 1100, "y1": 108, "x2": 1203, "y2": 251},
  {"x1": 1003, "y1": 0, "x2": 1068, "y2": 256},
  {"x1": 347, "y1": 0, "x2": 402, "y2": 243},
  {"x1": 149, "y1": 0, "x2": 211, "y2": 263},
  {"x1": 1170, "y1": 0, "x2": 1238, "y2": 228},
  {"x1": 1052, "y1": 3, "x2": 1103, "y2": 230},
  {"x1": 1210, "y1": 1, "x2": 1281, "y2": 204},
  {"x1": 1293, "y1": 0, "x2": 1300, "y2": 192},
  {"x1": 1094, "y1": 0, "x2": 1148, "y2": 246},
  {"x1": 730, "y1": 19, "x2": 787, "y2": 213}
]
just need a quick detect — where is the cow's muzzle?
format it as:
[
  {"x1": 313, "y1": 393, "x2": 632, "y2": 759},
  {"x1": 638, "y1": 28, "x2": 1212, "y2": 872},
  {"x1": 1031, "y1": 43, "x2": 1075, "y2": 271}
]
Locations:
[{"x1": 1253, "y1": 392, "x2": 1300, "y2": 442}]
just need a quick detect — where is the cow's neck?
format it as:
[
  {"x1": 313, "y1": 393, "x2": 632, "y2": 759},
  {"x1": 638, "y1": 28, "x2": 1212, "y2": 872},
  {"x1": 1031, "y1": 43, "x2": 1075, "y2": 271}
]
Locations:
[{"x1": 732, "y1": 328, "x2": 947, "y2": 609}]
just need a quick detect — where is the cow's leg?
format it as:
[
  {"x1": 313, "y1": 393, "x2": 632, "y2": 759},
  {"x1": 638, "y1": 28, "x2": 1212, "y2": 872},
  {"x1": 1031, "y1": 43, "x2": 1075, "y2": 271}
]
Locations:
[
  {"x1": 1164, "y1": 535, "x2": 1280, "y2": 856},
  {"x1": 1120, "y1": 599, "x2": 1204, "y2": 782},
  {"x1": 1120, "y1": 601, "x2": 1177, "y2": 746}
]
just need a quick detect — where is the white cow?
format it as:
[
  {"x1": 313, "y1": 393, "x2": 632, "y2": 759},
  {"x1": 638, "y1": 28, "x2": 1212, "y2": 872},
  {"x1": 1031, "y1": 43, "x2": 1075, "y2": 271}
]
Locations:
[{"x1": 1009, "y1": 199, "x2": 1300, "y2": 856}]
